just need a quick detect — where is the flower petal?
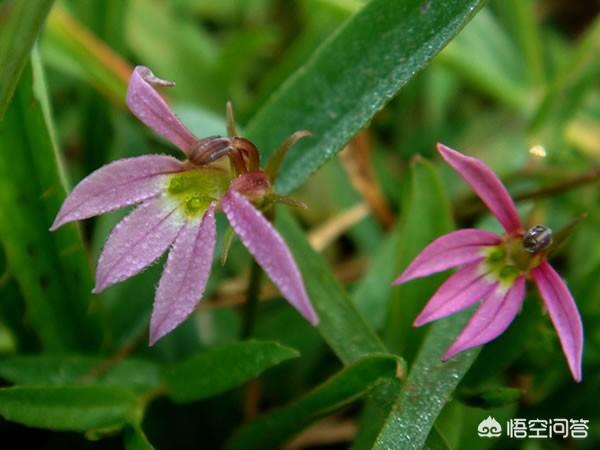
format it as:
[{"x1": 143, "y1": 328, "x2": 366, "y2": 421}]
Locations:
[
  {"x1": 222, "y1": 190, "x2": 318, "y2": 325},
  {"x1": 531, "y1": 260, "x2": 583, "y2": 382},
  {"x1": 149, "y1": 206, "x2": 216, "y2": 345},
  {"x1": 93, "y1": 196, "x2": 185, "y2": 293},
  {"x1": 443, "y1": 276, "x2": 525, "y2": 360},
  {"x1": 127, "y1": 66, "x2": 198, "y2": 154},
  {"x1": 50, "y1": 155, "x2": 183, "y2": 230},
  {"x1": 393, "y1": 229, "x2": 501, "y2": 284},
  {"x1": 437, "y1": 143, "x2": 522, "y2": 234},
  {"x1": 414, "y1": 262, "x2": 498, "y2": 326}
]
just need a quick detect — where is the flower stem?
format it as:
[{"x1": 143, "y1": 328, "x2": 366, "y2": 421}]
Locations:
[
  {"x1": 241, "y1": 259, "x2": 262, "y2": 339},
  {"x1": 512, "y1": 166, "x2": 600, "y2": 202}
]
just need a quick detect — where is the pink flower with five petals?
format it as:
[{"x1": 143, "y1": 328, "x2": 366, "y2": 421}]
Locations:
[
  {"x1": 51, "y1": 66, "x2": 318, "y2": 345},
  {"x1": 394, "y1": 144, "x2": 583, "y2": 382}
]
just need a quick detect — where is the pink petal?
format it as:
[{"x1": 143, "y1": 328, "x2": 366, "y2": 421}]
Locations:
[
  {"x1": 127, "y1": 66, "x2": 198, "y2": 155},
  {"x1": 50, "y1": 155, "x2": 183, "y2": 230},
  {"x1": 443, "y1": 276, "x2": 526, "y2": 360},
  {"x1": 393, "y1": 229, "x2": 501, "y2": 285},
  {"x1": 437, "y1": 144, "x2": 522, "y2": 234},
  {"x1": 93, "y1": 196, "x2": 186, "y2": 293},
  {"x1": 222, "y1": 190, "x2": 318, "y2": 325},
  {"x1": 149, "y1": 206, "x2": 216, "y2": 345},
  {"x1": 414, "y1": 262, "x2": 498, "y2": 326},
  {"x1": 531, "y1": 260, "x2": 583, "y2": 382}
]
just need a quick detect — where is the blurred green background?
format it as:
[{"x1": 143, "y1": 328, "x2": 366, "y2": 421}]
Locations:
[{"x1": 0, "y1": 0, "x2": 599, "y2": 448}]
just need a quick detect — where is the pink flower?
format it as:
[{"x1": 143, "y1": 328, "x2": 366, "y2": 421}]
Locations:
[
  {"x1": 394, "y1": 144, "x2": 583, "y2": 382},
  {"x1": 51, "y1": 66, "x2": 318, "y2": 345}
]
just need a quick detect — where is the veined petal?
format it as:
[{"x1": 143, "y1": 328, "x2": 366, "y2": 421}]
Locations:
[
  {"x1": 414, "y1": 262, "x2": 498, "y2": 326},
  {"x1": 443, "y1": 276, "x2": 526, "y2": 360},
  {"x1": 94, "y1": 196, "x2": 185, "y2": 293},
  {"x1": 50, "y1": 155, "x2": 183, "y2": 230},
  {"x1": 222, "y1": 190, "x2": 318, "y2": 325},
  {"x1": 532, "y1": 260, "x2": 583, "y2": 382},
  {"x1": 149, "y1": 206, "x2": 216, "y2": 345},
  {"x1": 127, "y1": 66, "x2": 198, "y2": 154},
  {"x1": 393, "y1": 229, "x2": 501, "y2": 284},
  {"x1": 438, "y1": 144, "x2": 522, "y2": 234}
]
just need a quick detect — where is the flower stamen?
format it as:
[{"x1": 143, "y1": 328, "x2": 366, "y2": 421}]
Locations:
[{"x1": 188, "y1": 136, "x2": 233, "y2": 166}]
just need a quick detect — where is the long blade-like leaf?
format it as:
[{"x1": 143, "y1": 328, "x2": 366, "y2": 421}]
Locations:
[
  {"x1": 0, "y1": 52, "x2": 101, "y2": 351},
  {"x1": 163, "y1": 340, "x2": 299, "y2": 403},
  {"x1": 226, "y1": 354, "x2": 400, "y2": 450},
  {"x1": 0, "y1": 0, "x2": 55, "y2": 118},
  {"x1": 0, "y1": 385, "x2": 137, "y2": 432},
  {"x1": 371, "y1": 312, "x2": 480, "y2": 449},
  {"x1": 350, "y1": 157, "x2": 455, "y2": 449},
  {"x1": 246, "y1": 0, "x2": 486, "y2": 193},
  {"x1": 276, "y1": 211, "x2": 387, "y2": 365}
]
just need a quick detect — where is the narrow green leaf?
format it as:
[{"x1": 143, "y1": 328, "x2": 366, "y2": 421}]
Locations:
[
  {"x1": 0, "y1": 355, "x2": 161, "y2": 392},
  {"x1": 276, "y1": 211, "x2": 387, "y2": 364},
  {"x1": 384, "y1": 157, "x2": 453, "y2": 361},
  {"x1": 0, "y1": 0, "x2": 55, "y2": 117},
  {"x1": 528, "y1": 16, "x2": 600, "y2": 145},
  {"x1": 163, "y1": 340, "x2": 299, "y2": 402},
  {"x1": 0, "y1": 51, "x2": 101, "y2": 351},
  {"x1": 246, "y1": 0, "x2": 486, "y2": 193},
  {"x1": 0, "y1": 385, "x2": 137, "y2": 431},
  {"x1": 42, "y1": 6, "x2": 131, "y2": 105},
  {"x1": 493, "y1": 0, "x2": 545, "y2": 85},
  {"x1": 125, "y1": 0, "x2": 223, "y2": 110},
  {"x1": 351, "y1": 228, "x2": 400, "y2": 329},
  {"x1": 351, "y1": 157, "x2": 454, "y2": 449},
  {"x1": 226, "y1": 354, "x2": 400, "y2": 450},
  {"x1": 437, "y1": 7, "x2": 530, "y2": 111},
  {"x1": 372, "y1": 311, "x2": 480, "y2": 450}
]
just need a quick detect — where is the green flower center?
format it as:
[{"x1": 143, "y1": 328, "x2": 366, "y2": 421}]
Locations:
[
  {"x1": 483, "y1": 235, "x2": 542, "y2": 287},
  {"x1": 166, "y1": 168, "x2": 230, "y2": 218}
]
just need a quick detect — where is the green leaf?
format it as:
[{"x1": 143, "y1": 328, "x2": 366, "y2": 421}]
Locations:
[
  {"x1": 125, "y1": 0, "x2": 223, "y2": 111},
  {"x1": 42, "y1": 6, "x2": 130, "y2": 105},
  {"x1": 0, "y1": 0, "x2": 55, "y2": 118},
  {"x1": 384, "y1": 157, "x2": 453, "y2": 361},
  {"x1": 276, "y1": 211, "x2": 388, "y2": 364},
  {"x1": 0, "y1": 355, "x2": 161, "y2": 392},
  {"x1": 275, "y1": 211, "x2": 404, "y2": 450},
  {"x1": 351, "y1": 228, "x2": 400, "y2": 329},
  {"x1": 246, "y1": 0, "x2": 486, "y2": 194},
  {"x1": 493, "y1": 0, "x2": 545, "y2": 85},
  {"x1": 528, "y1": 16, "x2": 600, "y2": 148},
  {"x1": 0, "y1": 51, "x2": 101, "y2": 351},
  {"x1": 163, "y1": 340, "x2": 299, "y2": 402},
  {"x1": 436, "y1": 7, "x2": 530, "y2": 111},
  {"x1": 371, "y1": 310, "x2": 480, "y2": 450},
  {"x1": 350, "y1": 157, "x2": 454, "y2": 449},
  {"x1": 0, "y1": 385, "x2": 137, "y2": 431},
  {"x1": 226, "y1": 354, "x2": 400, "y2": 450}
]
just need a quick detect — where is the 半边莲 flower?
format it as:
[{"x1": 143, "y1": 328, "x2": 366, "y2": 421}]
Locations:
[
  {"x1": 51, "y1": 66, "x2": 319, "y2": 344},
  {"x1": 394, "y1": 144, "x2": 583, "y2": 381}
]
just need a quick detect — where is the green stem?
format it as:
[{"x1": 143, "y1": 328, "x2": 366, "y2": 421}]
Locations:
[{"x1": 241, "y1": 260, "x2": 262, "y2": 339}]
